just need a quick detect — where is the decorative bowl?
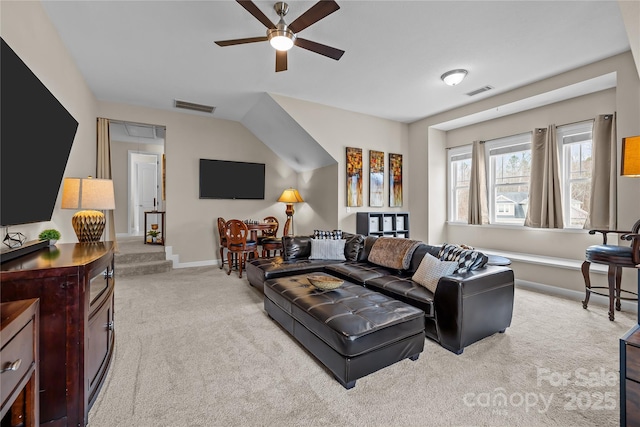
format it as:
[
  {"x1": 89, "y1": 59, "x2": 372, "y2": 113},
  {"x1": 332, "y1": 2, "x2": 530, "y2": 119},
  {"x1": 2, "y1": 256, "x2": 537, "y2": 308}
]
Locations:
[{"x1": 307, "y1": 275, "x2": 344, "y2": 290}]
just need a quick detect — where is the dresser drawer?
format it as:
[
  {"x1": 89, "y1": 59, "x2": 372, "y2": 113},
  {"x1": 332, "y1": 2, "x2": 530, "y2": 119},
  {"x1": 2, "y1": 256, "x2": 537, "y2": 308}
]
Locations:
[
  {"x1": 627, "y1": 343, "x2": 640, "y2": 383},
  {"x1": 1, "y1": 319, "x2": 35, "y2": 408}
]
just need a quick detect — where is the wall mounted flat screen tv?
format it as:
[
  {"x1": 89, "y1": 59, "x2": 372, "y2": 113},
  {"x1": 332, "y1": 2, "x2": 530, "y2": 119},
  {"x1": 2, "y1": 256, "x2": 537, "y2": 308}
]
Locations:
[
  {"x1": 1, "y1": 38, "x2": 78, "y2": 227},
  {"x1": 199, "y1": 159, "x2": 265, "y2": 200}
]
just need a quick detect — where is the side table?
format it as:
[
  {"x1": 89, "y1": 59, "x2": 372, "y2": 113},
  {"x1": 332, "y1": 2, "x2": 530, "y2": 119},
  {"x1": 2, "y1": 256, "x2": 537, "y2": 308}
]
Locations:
[{"x1": 144, "y1": 210, "x2": 166, "y2": 245}]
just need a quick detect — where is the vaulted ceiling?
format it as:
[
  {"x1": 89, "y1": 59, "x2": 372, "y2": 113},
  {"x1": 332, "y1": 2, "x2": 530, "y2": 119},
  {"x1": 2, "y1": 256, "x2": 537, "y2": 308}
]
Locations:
[
  {"x1": 39, "y1": 1, "x2": 636, "y2": 173},
  {"x1": 41, "y1": 1, "x2": 632, "y2": 125}
]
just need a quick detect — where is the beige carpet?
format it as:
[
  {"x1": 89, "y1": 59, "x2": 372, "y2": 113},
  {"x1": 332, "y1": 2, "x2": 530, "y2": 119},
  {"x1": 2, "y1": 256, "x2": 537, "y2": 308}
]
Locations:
[{"x1": 88, "y1": 266, "x2": 636, "y2": 427}]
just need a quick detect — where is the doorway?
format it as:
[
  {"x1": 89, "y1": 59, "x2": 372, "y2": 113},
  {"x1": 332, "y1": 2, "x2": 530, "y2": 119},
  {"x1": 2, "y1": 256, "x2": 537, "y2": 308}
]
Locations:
[{"x1": 109, "y1": 120, "x2": 165, "y2": 237}]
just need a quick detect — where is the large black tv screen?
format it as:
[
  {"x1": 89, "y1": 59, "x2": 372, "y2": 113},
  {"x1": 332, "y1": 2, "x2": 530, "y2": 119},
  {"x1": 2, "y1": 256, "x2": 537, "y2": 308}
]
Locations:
[
  {"x1": 199, "y1": 159, "x2": 265, "y2": 200},
  {"x1": 1, "y1": 38, "x2": 78, "y2": 227}
]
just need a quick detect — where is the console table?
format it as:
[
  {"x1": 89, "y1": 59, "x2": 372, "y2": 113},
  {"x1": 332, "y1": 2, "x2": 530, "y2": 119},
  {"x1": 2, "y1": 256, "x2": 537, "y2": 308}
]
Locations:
[{"x1": 1, "y1": 242, "x2": 115, "y2": 427}]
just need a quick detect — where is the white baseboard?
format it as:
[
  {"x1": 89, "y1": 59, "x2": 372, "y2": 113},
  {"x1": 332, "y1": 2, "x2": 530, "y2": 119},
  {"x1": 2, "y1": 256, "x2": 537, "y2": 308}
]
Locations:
[{"x1": 516, "y1": 279, "x2": 638, "y2": 313}]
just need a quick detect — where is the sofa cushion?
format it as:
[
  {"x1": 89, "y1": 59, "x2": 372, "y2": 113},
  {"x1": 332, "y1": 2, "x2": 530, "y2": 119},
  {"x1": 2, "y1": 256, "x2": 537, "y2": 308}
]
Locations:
[
  {"x1": 412, "y1": 253, "x2": 458, "y2": 293},
  {"x1": 282, "y1": 235, "x2": 313, "y2": 260},
  {"x1": 368, "y1": 237, "x2": 422, "y2": 270},
  {"x1": 343, "y1": 232, "x2": 365, "y2": 262},
  {"x1": 438, "y1": 243, "x2": 488, "y2": 274},
  {"x1": 365, "y1": 275, "x2": 435, "y2": 318},
  {"x1": 325, "y1": 262, "x2": 389, "y2": 284},
  {"x1": 309, "y1": 239, "x2": 346, "y2": 261},
  {"x1": 405, "y1": 244, "x2": 441, "y2": 275}
]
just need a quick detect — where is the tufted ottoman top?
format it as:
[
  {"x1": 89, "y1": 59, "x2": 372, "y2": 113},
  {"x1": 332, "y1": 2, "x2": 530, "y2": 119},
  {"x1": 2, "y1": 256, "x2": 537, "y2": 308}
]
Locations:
[{"x1": 264, "y1": 273, "x2": 425, "y2": 357}]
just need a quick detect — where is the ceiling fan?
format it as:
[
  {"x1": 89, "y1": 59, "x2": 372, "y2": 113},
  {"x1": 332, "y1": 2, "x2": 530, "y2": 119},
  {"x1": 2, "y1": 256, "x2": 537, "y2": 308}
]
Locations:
[{"x1": 215, "y1": 0, "x2": 345, "y2": 72}]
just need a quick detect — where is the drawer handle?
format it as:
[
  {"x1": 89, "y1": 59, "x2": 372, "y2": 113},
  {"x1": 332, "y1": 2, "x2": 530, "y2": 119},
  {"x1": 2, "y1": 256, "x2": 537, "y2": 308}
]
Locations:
[
  {"x1": 107, "y1": 321, "x2": 114, "y2": 331},
  {"x1": 1, "y1": 359, "x2": 22, "y2": 373},
  {"x1": 104, "y1": 269, "x2": 114, "y2": 279}
]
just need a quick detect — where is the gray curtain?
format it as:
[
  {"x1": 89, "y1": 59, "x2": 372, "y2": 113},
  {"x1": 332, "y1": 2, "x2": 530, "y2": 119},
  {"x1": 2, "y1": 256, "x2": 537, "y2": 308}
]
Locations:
[
  {"x1": 525, "y1": 125, "x2": 564, "y2": 228},
  {"x1": 468, "y1": 140, "x2": 488, "y2": 224},
  {"x1": 96, "y1": 117, "x2": 117, "y2": 249},
  {"x1": 584, "y1": 113, "x2": 616, "y2": 230}
]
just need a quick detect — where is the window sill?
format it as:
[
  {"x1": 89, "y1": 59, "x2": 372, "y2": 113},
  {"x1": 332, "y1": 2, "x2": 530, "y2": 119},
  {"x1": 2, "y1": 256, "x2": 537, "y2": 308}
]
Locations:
[{"x1": 446, "y1": 221, "x2": 589, "y2": 234}]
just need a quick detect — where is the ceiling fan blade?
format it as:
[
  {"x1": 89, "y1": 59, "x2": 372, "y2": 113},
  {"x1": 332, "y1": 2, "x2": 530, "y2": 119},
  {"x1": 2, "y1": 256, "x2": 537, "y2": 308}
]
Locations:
[
  {"x1": 288, "y1": 0, "x2": 340, "y2": 33},
  {"x1": 294, "y1": 38, "x2": 344, "y2": 61},
  {"x1": 275, "y1": 50, "x2": 288, "y2": 72},
  {"x1": 215, "y1": 36, "x2": 268, "y2": 47},
  {"x1": 237, "y1": 0, "x2": 276, "y2": 29}
]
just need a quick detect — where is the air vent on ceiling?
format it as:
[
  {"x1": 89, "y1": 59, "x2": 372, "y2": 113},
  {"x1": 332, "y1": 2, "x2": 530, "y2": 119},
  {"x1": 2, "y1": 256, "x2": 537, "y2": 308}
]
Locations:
[
  {"x1": 466, "y1": 86, "x2": 494, "y2": 97},
  {"x1": 174, "y1": 99, "x2": 215, "y2": 114}
]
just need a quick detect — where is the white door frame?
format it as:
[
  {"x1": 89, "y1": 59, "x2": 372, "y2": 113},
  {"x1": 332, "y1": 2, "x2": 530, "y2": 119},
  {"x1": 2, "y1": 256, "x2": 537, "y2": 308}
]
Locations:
[{"x1": 128, "y1": 151, "x2": 162, "y2": 235}]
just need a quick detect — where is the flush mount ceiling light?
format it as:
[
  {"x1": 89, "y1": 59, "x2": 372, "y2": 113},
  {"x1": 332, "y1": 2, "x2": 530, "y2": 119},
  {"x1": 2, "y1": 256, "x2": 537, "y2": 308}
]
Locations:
[{"x1": 441, "y1": 69, "x2": 468, "y2": 86}]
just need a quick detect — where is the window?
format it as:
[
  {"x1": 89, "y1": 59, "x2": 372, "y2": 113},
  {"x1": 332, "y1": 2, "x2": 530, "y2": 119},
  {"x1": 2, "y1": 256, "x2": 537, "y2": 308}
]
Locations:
[
  {"x1": 486, "y1": 133, "x2": 532, "y2": 225},
  {"x1": 558, "y1": 121, "x2": 593, "y2": 228},
  {"x1": 447, "y1": 146, "x2": 472, "y2": 222},
  {"x1": 446, "y1": 121, "x2": 594, "y2": 229}
]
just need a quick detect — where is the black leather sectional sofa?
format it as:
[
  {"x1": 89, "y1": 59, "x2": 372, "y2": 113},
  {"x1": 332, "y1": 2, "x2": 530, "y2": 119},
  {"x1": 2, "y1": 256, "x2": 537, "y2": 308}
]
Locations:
[{"x1": 247, "y1": 233, "x2": 515, "y2": 355}]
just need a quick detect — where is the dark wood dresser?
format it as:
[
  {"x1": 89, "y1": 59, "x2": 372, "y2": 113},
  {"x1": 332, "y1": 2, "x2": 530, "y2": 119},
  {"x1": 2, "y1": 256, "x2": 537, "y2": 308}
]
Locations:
[
  {"x1": 1, "y1": 243, "x2": 115, "y2": 427},
  {"x1": 622, "y1": 324, "x2": 640, "y2": 427},
  {"x1": 1, "y1": 298, "x2": 39, "y2": 427}
]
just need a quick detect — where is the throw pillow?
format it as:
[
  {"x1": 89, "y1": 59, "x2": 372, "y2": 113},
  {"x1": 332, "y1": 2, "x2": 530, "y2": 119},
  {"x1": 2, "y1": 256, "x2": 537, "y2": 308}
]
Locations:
[
  {"x1": 309, "y1": 239, "x2": 347, "y2": 261},
  {"x1": 438, "y1": 243, "x2": 488, "y2": 274},
  {"x1": 313, "y1": 229, "x2": 343, "y2": 240},
  {"x1": 412, "y1": 253, "x2": 458, "y2": 293}
]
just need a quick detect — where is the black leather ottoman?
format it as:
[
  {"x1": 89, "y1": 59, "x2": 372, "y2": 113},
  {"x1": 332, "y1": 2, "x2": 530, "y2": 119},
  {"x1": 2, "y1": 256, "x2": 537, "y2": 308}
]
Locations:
[{"x1": 264, "y1": 273, "x2": 425, "y2": 389}]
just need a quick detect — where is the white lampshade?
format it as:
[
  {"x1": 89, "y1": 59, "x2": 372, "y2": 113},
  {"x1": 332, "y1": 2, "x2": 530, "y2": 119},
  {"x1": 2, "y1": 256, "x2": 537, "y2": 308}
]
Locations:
[
  {"x1": 61, "y1": 177, "x2": 115, "y2": 210},
  {"x1": 441, "y1": 69, "x2": 468, "y2": 86},
  {"x1": 61, "y1": 177, "x2": 115, "y2": 243}
]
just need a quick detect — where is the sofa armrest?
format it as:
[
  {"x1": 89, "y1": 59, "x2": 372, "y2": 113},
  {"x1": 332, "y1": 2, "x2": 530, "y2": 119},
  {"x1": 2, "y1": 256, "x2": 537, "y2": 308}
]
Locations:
[{"x1": 433, "y1": 266, "x2": 515, "y2": 354}]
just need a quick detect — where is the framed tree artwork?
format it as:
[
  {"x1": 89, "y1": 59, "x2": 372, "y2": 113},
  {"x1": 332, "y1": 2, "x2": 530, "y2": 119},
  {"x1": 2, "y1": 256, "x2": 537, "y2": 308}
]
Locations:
[
  {"x1": 389, "y1": 153, "x2": 403, "y2": 207},
  {"x1": 346, "y1": 147, "x2": 363, "y2": 207},
  {"x1": 369, "y1": 150, "x2": 384, "y2": 207}
]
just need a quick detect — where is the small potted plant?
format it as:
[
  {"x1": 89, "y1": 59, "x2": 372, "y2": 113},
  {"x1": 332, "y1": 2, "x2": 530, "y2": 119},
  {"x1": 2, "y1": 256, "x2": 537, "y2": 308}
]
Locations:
[
  {"x1": 147, "y1": 229, "x2": 161, "y2": 243},
  {"x1": 39, "y1": 229, "x2": 61, "y2": 246}
]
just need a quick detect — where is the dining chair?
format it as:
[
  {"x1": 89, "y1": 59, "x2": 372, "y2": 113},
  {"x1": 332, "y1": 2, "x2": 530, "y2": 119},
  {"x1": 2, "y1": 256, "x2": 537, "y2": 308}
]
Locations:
[
  {"x1": 224, "y1": 219, "x2": 258, "y2": 278},
  {"x1": 217, "y1": 217, "x2": 228, "y2": 269},
  {"x1": 582, "y1": 219, "x2": 640, "y2": 320},
  {"x1": 260, "y1": 216, "x2": 283, "y2": 258}
]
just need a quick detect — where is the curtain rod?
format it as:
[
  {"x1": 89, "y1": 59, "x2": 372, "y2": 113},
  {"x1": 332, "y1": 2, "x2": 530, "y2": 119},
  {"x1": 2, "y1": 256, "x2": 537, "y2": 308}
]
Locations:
[{"x1": 445, "y1": 115, "x2": 610, "y2": 149}]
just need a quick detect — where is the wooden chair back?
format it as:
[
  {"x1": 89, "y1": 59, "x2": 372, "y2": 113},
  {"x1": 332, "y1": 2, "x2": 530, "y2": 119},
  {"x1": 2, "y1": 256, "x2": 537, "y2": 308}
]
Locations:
[
  {"x1": 224, "y1": 219, "x2": 258, "y2": 278},
  {"x1": 262, "y1": 216, "x2": 279, "y2": 238}
]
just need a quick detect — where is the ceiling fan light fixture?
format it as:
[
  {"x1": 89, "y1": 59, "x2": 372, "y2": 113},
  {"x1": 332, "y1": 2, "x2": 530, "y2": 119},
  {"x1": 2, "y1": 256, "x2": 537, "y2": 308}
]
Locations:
[
  {"x1": 268, "y1": 27, "x2": 295, "y2": 51},
  {"x1": 441, "y1": 69, "x2": 468, "y2": 86}
]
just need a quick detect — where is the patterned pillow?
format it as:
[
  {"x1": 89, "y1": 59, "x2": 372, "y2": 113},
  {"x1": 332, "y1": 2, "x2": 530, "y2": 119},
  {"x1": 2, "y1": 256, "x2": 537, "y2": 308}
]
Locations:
[
  {"x1": 313, "y1": 229, "x2": 343, "y2": 240},
  {"x1": 437, "y1": 243, "x2": 488, "y2": 274},
  {"x1": 412, "y1": 253, "x2": 458, "y2": 293},
  {"x1": 309, "y1": 239, "x2": 347, "y2": 261}
]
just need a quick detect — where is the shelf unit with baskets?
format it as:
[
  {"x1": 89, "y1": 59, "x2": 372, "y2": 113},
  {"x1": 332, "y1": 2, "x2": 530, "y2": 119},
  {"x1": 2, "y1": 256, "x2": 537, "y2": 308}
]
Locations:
[{"x1": 356, "y1": 212, "x2": 410, "y2": 238}]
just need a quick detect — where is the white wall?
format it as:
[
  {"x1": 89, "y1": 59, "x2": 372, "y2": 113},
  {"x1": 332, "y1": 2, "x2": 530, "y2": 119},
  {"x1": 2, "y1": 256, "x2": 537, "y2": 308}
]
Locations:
[
  {"x1": 271, "y1": 95, "x2": 410, "y2": 234},
  {"x1": 408, "y1": 52, "x2": 640, "y2": 295},
  {"x1": 1, "y1": 0, "x2": 98, "y2": 244},
  {"x1": 97, "y1": 101, "x2": 301, "y2": 265}
]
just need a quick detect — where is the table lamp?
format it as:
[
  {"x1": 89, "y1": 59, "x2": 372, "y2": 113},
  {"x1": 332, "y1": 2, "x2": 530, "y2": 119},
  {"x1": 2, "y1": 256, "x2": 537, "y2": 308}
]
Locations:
[
  {"x1": 278, "y1": 188, "x2": 304, "y2": 236},
  {"x1": 61, "y1": 177, "x2": 115, "y2": 243}
]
